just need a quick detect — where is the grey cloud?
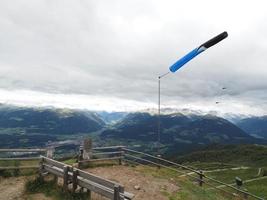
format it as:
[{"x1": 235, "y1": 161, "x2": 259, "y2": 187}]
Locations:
[{"x1": 0, "y1": 0, "x2": 267, "y2": 114}]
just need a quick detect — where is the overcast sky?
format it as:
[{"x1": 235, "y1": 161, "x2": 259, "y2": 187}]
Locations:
[{"x1": 0, "y1": 0, "x2": 267, "y2": 115}]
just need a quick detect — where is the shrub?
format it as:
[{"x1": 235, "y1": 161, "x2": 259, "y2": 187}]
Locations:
[
  {"x1": 0, "y1": 169, "x2": 13, "y2": 177},
  {"x1": 25, "y1": 177, "x2": 89, "y2": 200}
]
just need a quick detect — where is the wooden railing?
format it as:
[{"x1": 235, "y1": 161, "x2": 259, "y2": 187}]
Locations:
[
  {"x1": 78, "y1": 145, "x2": 264, "y2": 200},
  {"x1": 78, "y1": 146, "x2": 125, "y2": 167},
  {"x1": 2, "y1": 145, "x2": 264, "y2": 200},
  {"x1": 40, "y1": 156, "x2": 134, "y2": 200},
  {"x1": 0, "y1": 148, "x2": 49, "y2": 170}
]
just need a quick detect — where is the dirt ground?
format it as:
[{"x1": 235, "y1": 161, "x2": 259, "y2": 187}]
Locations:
[
  {"x1": 0, "y1": 165, "x2": 179, "y2": 200},
  {"x1": 0, "y1": 177, "x2": 52, "y2": 200},
  {"x1": 0, "y1": 176, "x2": 26, "y2": 200},
  {"x1": 86, "y1": 165, "x2": 179, "y2": 200}
]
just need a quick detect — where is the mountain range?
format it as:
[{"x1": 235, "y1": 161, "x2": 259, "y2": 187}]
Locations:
[
  {"x1": 236, "y1": 116, "x2": 267, "y2": 139},
  {"x1": 0, "y1": 104, "x2": 266, "y2": 152},
  {"x1": 102, "y1": 112, "x2": 256, "y2": 143},
  {"x1": 0, "y1": 105, "x2": 104, "y2": 135}
]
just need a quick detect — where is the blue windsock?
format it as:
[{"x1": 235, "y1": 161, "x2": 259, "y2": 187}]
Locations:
[{"x1": 169, "y1": 31, "x2": 228, "y2": 73}]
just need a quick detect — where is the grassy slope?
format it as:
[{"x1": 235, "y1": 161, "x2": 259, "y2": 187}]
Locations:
[
  {"x1": 244, "y1": 178, "x2": 267, "y2": 198},
  {"x1": 136, "y1": 166, "x2": 231, "y2": 200},
  {"x1": 175, "y1": 144, "x2": 267, "y2": 167},
  {"x1": 205, "y1": 168, "x2": 259, "y2": 184},
  {"x1": 0, "y1": 160, "x2": 39, "y2": 177}
]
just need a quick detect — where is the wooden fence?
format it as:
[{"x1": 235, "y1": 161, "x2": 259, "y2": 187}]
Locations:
[
  {"x1": 1, "y1": 145, "x2": 265, "y2": 200},
  {"x1": 77, "y1": 145, "x2": 264, "y2": 200},
  {"x1": 77, "y1": 146, "x2": 125, "y2": 168},
  {"x1": 0, "y1": 148, "x2": 50, "y2": 170},
  {"x1": 40, "y1": 156, "x2": 134, "y2": 200}
]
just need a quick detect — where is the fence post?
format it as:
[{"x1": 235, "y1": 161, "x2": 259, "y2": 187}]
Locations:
[
  {"x1": 46, "y1": 147, "x2": 54, "y2": 159},
  {"x1": 198, "y1": 170, "x2": 204, "y2": 187},
  {"x1": 87, "y1": 189, "x2": 91, "y2": 200},
  {"x1": 119, "y1": 185, "x2": 124, "y2": 199},
  {"x1": 72, "y1": 169, "x2": 78, "y2": 192},
  {"x1": 83, "y1": 138, "x2": 92, "y2": 160},
  {"x1": 39, "y1": 157, "x2": 44, "y2": 181},
  {"x1": 156, "y1": 155, "x2": 161, "y2": 169},
  {"x1": 63, "y1": 165, "x2": 69, "y2": 190},
  {"x1": 114, "y1": 185, "x2": 120, "y2": 200},
  {"x1": 78, "y1": 146, "x2": 83, "y2": 169},
  {"x1": 119, "y1": 147, "x2": 123, "y2": 165}
]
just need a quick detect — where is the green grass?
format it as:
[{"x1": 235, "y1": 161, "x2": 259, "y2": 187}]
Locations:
[
  {"x1": 0, "y1": 160, "x2": 39, "y2": 177},
  {"x1": 133, "y1": 164, "x2": 267, "y2": 199},
  {"x1": 79, "y1": 159, "x2": 120, "y2": 169},
  {"x1": 136, "y1": 165, "x2": 187, "y2": 178},
  {"x1": 134, "y1": 165, "x2": 231, "y2": 200},
  {"x1": 168, "y1": 178, "x2": 233, "y2": 200},
  {"x1": 0, "y1": 159, "x2": 39, "y2": 167},
  {"x1": 62, "y1": 158, "x2": 77, "y2": 165},
  {"x1": 187, "y1": 162, "x2": 238, "y2": 170},
  {"x1": 177, "y1": 144, "x2": 267, "y2": 167},
  {"x1": 244, "y1": 178, "x2": 267, "y2": 199},
  {"x1": 205, "y1": 168, "x2": 259, "y2": 185}
]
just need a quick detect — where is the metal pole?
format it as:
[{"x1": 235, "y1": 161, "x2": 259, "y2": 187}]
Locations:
[
  {"x1": 157, "y1": 72, "x2": 170, "y2": 155},
  {"x1": 158, "y1": 76, "x2": 161, "y2": 152}
]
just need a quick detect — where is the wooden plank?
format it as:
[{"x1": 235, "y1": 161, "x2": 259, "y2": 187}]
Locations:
[
  {"x1": 77, "y1": 169, "x2": 118, "y2": 189},
  {"x1": 0, "y1": 166, "x2": 39, "y2": 170},
  {"x1": 92, "y1": 151, "x2": 123, "y2": 156},
  {"x1": 79, "y1": 156, "x2": 122, "y2": 163},
  {"x1": 37, "y1": 156, "x2": 134, "y2": 199},
  {"x1": 77, "y1": 177, "x2": 114, "y2": 199},
  {"x1": 72, "y1": 169, "x2": 78, "y2": 192},
  {"x1": 0, "y1": 149, "x2": 47, "y2": 152},
  {"x1": 114, "y1": 185, "x2": 120, "y2": 200},
  {"x1": 39, "y1": 157, "x2": 44, "y2": 181},
  {"x1": 77, "y1": 169, "x2": 133, "y2": 199},
  {"x1": 0, "y1": 157, "x2": 40, "y2": 161},
  {"x1": 63, "y1": 166, "x2": 69, "y2": 190},
  {"x1": 124, "y1": 191, "x2": 135, "y2": 199},
  {"x1": 43, "y1": 165, "x2": 64, "y2": 177},
  {"x1": 42, "y1": 156, "x2": 68, "y2": 169},
  {"x1": 87, "y1": 189, "x2": 91, "y2": 199},
  {"x1": 92, "y1": 146, "x2": 125, "y2": 150}
]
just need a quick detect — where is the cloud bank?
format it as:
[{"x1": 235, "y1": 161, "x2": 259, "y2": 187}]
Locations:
[{"x1": 0, "y1": 0, "x2": 267, "y2": 115}]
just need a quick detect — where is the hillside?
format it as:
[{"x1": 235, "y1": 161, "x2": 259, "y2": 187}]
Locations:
[
  {"x1": 1, "y1": 105, "x2": 266, "y2": 154},
  {"x1": 236, "y1": 116, "x2": 267, "y2": 139},
  {"x1": 0, "y1": 105, "x2": 105, "y2": 135},
  {"x1": 175, "y1": 144, "x2": 267, "y2": 167},
  {"x1": 101, "y1": 112, "x2": 259, "y2": 154},
  {"x1": 0, "y1": 105, "x2": 105, "y2": 148}
]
